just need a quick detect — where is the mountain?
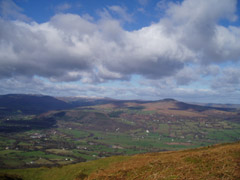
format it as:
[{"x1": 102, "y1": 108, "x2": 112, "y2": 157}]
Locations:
[
  {"x1": 58, "y1": 96, "x2": 151, "y2": 107},
  {"x1": 0, "y1": 94, "x2": 236, "y2": 115},
  {"x1": 173, "y1": 101, "x2": 235, "y2": 112},
  {"x1": 93, "y1": 98, "x2": 236, "y2": 117},
  {"x1": 194, "y1": 102, "x2": 240, "y2": 109},
  {"x1": 0, "y1": 142, "x2": 239, "y2": 180},
  {"x1": 0, "y1": 93, "x2": 237, "y2": 133},
  {"x1": 0, "y1": 94, "x2": 71, "y2": 114}
]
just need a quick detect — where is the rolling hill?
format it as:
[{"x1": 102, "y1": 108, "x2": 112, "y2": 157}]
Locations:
[{"x1": 0, "y1": 141, "x2": 239, "y2": 180}]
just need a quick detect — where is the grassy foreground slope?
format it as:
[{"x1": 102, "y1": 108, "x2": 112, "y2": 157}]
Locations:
[
  {"x1": 88, "y1": 142, "x2": 240, "y2": 180},
  {"x1": 1, "y1": 142, "x2": 240, "y2": 180}
]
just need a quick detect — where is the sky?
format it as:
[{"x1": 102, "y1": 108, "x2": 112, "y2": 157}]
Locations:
[{"x1": 0, "y1": 0, "x2": 240, "y2": 103}]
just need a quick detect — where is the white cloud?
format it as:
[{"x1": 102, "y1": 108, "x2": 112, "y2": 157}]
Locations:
[
  {"x1": 211, "y1": 67, "x2": 240, "y2": 92},
  {"x1": 161, "y1": 0, "x2": 239, "y2": 64},
  {"x1": 156, "y1": 0, "x2": 170, "y2": 11},
  {"x1": 0, "y1": 0, "x2": 30, "y2": 21},
  {"x1": 55, "y1": 3, "x2": 72, "y2": 12},
  {"x1": 0, "y1": 11, "x2": 193, "y2": 81},
  {"x1": 0, "y1": 0, "x2": 240, "y2": 102},
  {"x1": 107, "y1": 5, "x2": 133, "y2": 23}
]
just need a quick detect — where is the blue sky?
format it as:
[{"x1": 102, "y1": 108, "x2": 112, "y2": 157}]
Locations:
[
  {"x1": 14, "y1": 0, "x2": 180, "y2": 30},
  {"x1": 0, "y1": 0, "x2": 240, "y2": 103},
  {"x1": 14, "y1": 0, "x2": 240, "y2": 29}
]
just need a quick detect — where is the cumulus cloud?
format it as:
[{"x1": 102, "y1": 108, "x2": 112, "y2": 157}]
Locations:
[
  {"x1": 0, "y1": 0, "x2": 240, "y2": 102},
  {"x1": 0, "y1": 0, "x2": 30, "y2": 21},
  {"x1": 0, "y1": 15, "x2": 95, "y2": 81},
  {"x1": 175, "y1": 67, "x2": 199, "y2": 85},
  {"x1": 162, "y1": 0, "x2": 239, "y2": 63},
  {"x1": 0, "y1": 10, "x2": 193, "y2": 82},
  {"x1": 211, "y1": 67, "x2": 240, "y2": 92}
]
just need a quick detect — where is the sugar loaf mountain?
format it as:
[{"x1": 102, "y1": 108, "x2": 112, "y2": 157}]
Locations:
[{"x1": 0, "y1": 94, "x2": 239, "y2": 180}]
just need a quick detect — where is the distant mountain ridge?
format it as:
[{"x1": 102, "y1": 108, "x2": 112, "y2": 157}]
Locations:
[
  {"x1": 0, "y1": 94, "x2": 237, "y2": 115},
  {"x1": 193, "y1": 102, "x2": 240, "y2": 109},
  {"x1": 0, "y1": 94, "x2": 71, "y2": 114}
]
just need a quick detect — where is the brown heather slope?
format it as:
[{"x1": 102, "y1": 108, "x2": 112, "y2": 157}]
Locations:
[
  {"x1": 86, "y1": 142, "x2": 240, "y2": 180},
  {"x1": 0, "y1": 142, "x2": 239, "y2": 180}
]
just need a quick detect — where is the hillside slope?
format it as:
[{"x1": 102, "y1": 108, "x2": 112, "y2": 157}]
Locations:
[
  {"x1": 88, "y1": 142, "x2": 240, "y2": 180},
  {"x1": 1, "y1": 142, "x2": 239, "y2": 180},
  {"x1": 0, "y1": 94, "x2": 71, "y2": 114}
]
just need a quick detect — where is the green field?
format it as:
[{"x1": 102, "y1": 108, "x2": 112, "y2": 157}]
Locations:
[{"x1": 0, "y1": 102, "x2": 240, "y2": 169}]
